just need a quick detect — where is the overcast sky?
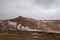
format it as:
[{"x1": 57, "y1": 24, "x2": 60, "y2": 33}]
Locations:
[{"x1": 0, "y1": 0, "x2": 60, "y2": 20}]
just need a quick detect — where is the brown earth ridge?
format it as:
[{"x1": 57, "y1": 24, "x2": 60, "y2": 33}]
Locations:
[{"x1": 0, "y1": 16, "x2": 60, "y2": 33}]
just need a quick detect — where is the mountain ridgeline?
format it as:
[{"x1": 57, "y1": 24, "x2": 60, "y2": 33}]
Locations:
[{"x1": 0, "y1": 16, "x2": 60, "y2": 33}]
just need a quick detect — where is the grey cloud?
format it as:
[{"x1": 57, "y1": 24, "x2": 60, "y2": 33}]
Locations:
[
  {"x1": 35, "y1": 0, "x2": 60, "y2": 8},
  {"x1": 0, "y1": 0, "x2": 60, "y2": 20}
]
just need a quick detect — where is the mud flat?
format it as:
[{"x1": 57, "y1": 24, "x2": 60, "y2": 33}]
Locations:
[{"x1": 0, "y1": 31, "x2": 60, "y2": 40}]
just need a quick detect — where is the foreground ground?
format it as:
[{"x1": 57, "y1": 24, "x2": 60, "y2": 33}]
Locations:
[{"x1": 0, "y1": 31, "x2": 60, "y2": 40}]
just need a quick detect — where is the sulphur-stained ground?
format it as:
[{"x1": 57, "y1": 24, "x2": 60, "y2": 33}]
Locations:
[{"x1": 0, "y1": 31, "x2": 60, "y2": 40}]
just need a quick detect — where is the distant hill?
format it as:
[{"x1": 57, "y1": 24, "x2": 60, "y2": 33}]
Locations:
[{"x1": 0, "y1": 16, "x2": 60, "y2": 33}]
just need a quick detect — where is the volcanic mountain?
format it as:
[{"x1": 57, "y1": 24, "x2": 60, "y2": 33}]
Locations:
[{"x1": 0, "y1": 16, "x2": 60, "y2": 33}]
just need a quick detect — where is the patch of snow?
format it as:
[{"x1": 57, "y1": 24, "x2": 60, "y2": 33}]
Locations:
[
  {"x1": 43, "y1": 21, "x2": 47, "y2": 23},
  {"x1": 21, "y1": 26, "x2": 26, "y2": 30},
  {"x1": 17, "y1": 24, "x2": 21, "y2": 30},
  {"x1": 8, "y1": 21, "x2": 17, "y2": 27}
]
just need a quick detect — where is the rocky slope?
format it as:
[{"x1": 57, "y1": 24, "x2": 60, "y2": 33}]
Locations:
[{"x1": 0, "y1": 16, "x2": 60, "y2": 33}]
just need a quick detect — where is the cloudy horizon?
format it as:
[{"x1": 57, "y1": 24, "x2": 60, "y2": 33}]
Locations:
[{"x1": 0, "y1": 0, "x2": 60, "y2": 20}]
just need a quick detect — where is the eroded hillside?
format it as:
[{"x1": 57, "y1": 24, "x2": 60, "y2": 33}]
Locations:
[{"x1": 0, "y1": 16, "x2": 60, "y2": 33}]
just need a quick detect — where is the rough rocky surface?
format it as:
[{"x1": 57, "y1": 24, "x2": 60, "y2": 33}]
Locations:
[{"x1": 0, "y1": 16, "x2": 60, "y2": 33}]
